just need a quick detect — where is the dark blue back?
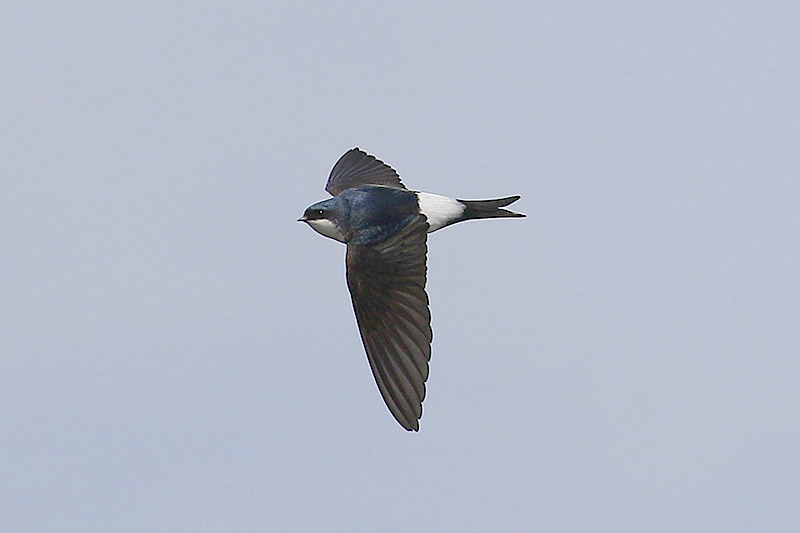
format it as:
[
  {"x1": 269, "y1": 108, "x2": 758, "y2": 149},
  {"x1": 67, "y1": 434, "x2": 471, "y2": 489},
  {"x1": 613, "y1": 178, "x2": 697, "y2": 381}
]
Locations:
[{"x1": 337, "y1": 186, "x2": 420, "y2": 245}]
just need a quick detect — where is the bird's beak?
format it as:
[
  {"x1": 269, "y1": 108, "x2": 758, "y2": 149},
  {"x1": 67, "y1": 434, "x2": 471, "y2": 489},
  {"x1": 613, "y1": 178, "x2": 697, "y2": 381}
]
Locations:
[{"x1": 297, "y1": 216, "x2": 308, "y2": 222}]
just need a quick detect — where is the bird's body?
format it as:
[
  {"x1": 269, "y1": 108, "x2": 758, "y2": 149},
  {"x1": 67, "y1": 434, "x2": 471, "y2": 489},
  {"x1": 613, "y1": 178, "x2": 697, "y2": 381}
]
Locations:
[
  {"x1": 299, "y1": 148, "x2": 524, "y2": 431},
  {"x1": 305, "y1": 185, "x2": 522, "y2": 243}
]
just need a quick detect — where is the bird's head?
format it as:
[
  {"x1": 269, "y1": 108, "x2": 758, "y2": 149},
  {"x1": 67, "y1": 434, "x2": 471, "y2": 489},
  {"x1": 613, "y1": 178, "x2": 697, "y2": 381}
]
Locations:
[{"x1": 298, "y1": 198, "x2": 346, "y2": 242}]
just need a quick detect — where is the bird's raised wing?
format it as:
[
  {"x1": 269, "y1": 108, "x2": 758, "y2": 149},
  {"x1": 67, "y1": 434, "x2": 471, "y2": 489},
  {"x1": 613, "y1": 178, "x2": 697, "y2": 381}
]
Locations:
[
  {"x1": 345, "y1": 215, "x2": 432, "y2": 431},
  {"x1": 326, "y1": 148, "x2": 407, "y2": 196}
]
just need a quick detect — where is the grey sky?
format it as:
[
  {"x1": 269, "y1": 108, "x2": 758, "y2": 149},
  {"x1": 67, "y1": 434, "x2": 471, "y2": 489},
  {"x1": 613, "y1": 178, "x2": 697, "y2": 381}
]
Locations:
[{"x1": 2, "y1": 2, "x2": 799, "y2": 531}]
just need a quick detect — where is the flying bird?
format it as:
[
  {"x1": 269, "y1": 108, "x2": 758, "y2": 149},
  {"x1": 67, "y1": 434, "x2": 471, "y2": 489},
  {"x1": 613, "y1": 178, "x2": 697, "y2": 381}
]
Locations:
[{"x1": 298, "y1": 148, "x2": 525, "y2": 431}]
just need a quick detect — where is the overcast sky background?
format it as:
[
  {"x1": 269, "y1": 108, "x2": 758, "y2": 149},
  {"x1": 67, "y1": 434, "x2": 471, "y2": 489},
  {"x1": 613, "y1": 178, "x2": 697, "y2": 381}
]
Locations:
[{"x1": 2, "y1": 2, "x2": 799, "y2": 531}]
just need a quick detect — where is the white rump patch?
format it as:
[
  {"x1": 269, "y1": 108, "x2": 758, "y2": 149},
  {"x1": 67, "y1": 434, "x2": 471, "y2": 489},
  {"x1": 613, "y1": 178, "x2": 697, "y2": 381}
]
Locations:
[
  {"x1": 416, "y1": 192, "x2": 465, "y2": 232},
  {"x1": 307, "y1": 218, "x2": 346, "y2": 242}
]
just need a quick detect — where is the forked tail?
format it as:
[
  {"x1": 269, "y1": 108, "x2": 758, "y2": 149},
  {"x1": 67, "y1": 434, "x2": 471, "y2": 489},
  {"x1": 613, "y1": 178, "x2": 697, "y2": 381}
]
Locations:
[{"x1": 458, "y1": 195, "x2": 526, "y2": 221}]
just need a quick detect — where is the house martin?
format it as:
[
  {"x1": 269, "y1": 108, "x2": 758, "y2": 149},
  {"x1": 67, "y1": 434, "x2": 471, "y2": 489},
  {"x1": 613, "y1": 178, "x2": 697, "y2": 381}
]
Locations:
[{"x1": 299, "y1": 148, "x2": 525, "y2": 431}]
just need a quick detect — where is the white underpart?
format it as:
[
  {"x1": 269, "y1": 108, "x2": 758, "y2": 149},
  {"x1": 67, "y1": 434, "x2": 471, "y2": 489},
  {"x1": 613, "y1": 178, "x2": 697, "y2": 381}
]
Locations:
[
  {"x1": 307, "y1": 218, "x2": 346, "y2": 242},
  {"x1": 416, "y1": 192, "x2": 466, "y2": 232}
]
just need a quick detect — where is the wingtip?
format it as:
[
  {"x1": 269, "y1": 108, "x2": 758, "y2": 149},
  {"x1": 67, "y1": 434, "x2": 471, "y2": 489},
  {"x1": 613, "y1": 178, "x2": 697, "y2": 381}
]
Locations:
[{"x1": 405, "y1": 420, "x2": 420, "y2": 432}]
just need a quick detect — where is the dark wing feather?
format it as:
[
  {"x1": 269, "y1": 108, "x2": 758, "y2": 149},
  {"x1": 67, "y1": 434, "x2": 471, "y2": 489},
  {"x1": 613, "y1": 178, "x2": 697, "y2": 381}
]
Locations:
[
  {"x1": 345, "y1": 215, "x2": 432, "y2": 431},
  {"x1": 326, "y1": 148, "x2": 407, "y2": 196}
]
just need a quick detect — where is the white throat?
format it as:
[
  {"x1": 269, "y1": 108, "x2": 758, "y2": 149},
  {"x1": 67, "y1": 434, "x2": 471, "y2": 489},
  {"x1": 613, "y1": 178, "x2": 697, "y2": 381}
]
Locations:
[{"x1": 307, "y1": 218, "x2": 346, "y2": 242}]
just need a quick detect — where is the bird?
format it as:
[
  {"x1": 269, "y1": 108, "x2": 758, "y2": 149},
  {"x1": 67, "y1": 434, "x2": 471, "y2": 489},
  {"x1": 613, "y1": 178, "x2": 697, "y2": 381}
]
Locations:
[{"x1": 298, "y1": 148, "x2": 525, "y2": 431}]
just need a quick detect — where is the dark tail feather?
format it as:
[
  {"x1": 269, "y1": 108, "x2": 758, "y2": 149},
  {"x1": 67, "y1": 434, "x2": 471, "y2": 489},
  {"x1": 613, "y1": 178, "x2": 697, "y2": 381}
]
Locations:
[{"x1": 458, "y1": 195, "x2": 526, "y2": 221}]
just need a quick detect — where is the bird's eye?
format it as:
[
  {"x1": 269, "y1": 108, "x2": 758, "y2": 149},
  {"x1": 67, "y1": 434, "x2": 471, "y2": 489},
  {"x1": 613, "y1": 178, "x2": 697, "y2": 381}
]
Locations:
[{"x1": 316, "y1": 209, "x2": 325, "y2": 216}]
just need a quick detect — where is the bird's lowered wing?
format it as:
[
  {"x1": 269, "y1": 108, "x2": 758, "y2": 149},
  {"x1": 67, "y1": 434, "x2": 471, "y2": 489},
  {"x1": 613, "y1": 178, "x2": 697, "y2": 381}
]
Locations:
[
  {"x1": 345, "y1": 215, "x2": 432, "y2": 431},
  {"x1": 326, "y1": 148, "x2": 407, "y2": 196}
]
